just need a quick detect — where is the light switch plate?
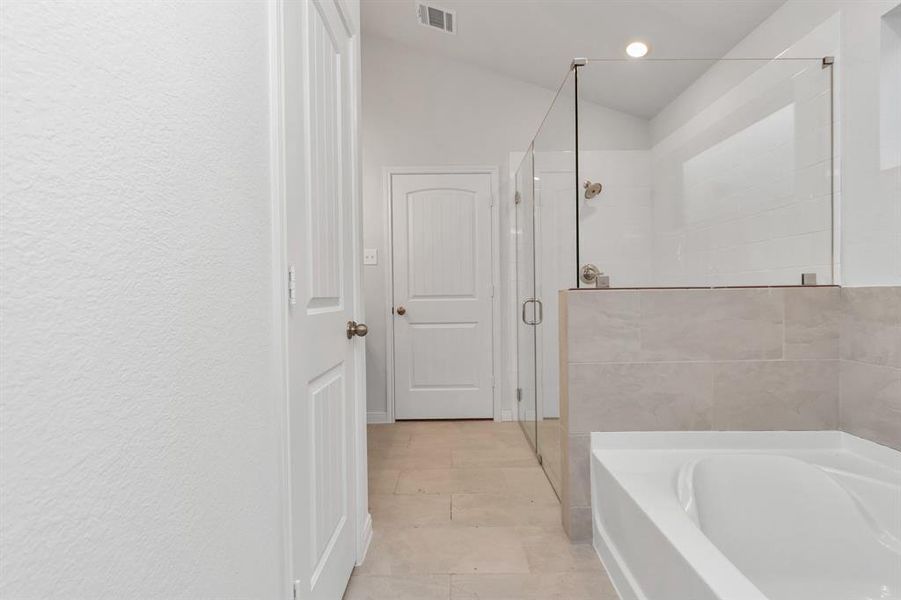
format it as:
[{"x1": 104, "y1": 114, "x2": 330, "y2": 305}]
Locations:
[{"x1": 363, "y1": 248, "x2": 378, "y2": 265}]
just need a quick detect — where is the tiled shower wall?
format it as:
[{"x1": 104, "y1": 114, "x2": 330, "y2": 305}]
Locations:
[
  {"x1": 575, "y1": 53, "x2": 836, "y2": 290},
  {"x1": 559, "y1": 286, "x2": 900, "y2": 541},
  {"x1": 647, "y1": 56, "x2": 834, "y2": 287}
]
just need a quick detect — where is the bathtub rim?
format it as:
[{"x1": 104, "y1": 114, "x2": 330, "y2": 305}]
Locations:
[{"x1": 590, "y1": 430, "x2": 901, "y2": 465}]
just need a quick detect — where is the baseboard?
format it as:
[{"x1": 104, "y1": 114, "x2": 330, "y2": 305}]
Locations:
[
  {"x1": 367, "y1": 411, "x2": 390, "y2": 424},
  {"x1": 501, "y1": 409, "x2": 513, "y2": 422},
  {"x1": 357, "y1": 512, "x2": 373, "y2": 566}
]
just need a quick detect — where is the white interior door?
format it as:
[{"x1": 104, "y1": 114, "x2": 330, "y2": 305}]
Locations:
[
  {"x1": 391, "y1": 172, "x2": 494, "y2": 420},
  {"x1": 283, "y1": 1, "x2": 360, "y2": 598}
]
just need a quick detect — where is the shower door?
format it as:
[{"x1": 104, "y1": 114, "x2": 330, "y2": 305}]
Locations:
[
  {"x1": 515, "y1": 146, "x2": 538, "y2": 451},
  {"x1": 514, "y1": 69, "x2": 577, "y2": 497},
  {"x1": 531, "y1": 70, "x2": 577, "y2": 497}
]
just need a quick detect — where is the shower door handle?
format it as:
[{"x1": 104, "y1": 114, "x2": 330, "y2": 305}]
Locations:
[{"x1": 521, "y1": 298, "x2": 543, "y2": 326}]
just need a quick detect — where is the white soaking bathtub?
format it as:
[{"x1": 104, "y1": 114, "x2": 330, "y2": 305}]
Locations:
[{"x1": 590, "y1": 431, "x2": 901, "y2": 600}]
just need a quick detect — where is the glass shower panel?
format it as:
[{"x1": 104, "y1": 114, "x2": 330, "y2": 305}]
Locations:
[
  {"x1": 576, "y1": 58, "x2": 833, "y2": 288},
  {"x1": 515, "y1": 146, "x2": 537, "y2": 451},
  {"x1": 531, "y1": 71, "x2": 577, "y2": 497}
]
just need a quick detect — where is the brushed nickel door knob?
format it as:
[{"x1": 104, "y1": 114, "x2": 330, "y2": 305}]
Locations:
[
  {"x1": 346, "y1": 321, "x2": 368, "y2": 339},
  {"x1": 396, "y1": 306, "x2": 406, "y2": 315}
]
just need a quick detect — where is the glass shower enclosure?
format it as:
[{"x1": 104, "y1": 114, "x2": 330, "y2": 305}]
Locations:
[{"x1": 515, "y1": 57, "x2": 834, "y2": 497}]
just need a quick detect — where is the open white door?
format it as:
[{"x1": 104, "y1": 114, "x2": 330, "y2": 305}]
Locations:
[
  {"x1": 391, "y1": 172, "x2": 495, "y2": 420},
  {"x1": 282, "y1": 1, "x2": 363, "y2": 598}
]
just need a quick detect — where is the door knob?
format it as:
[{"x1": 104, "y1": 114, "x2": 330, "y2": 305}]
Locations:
[
  {"x1": 396, "y1": 306, "x2": 406, "y2": 315},
  {"x1": 346, "y1": 321, "x2": 368, "y2": 339}
]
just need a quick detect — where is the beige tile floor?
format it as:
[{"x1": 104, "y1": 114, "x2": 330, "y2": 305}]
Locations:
[
  {"x1": 344, "y1": 420, "x2": 620, "y2": 600},
  {"x1": 537, "y1": 418, "x2": 562, "y2": 497}
]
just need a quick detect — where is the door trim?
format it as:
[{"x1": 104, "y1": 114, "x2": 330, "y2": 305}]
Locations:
[
  {"x1": 345, "y1": 14, "x2": 372, "y2": 567},
  {"x1": 381, "y1": 166, "x2": 501, "y2": 423},
  {"x1": 267, "y1": 2, "x2": 292, "y2": 596}
]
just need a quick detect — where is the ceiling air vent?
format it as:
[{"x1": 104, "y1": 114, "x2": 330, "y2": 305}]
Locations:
[{"x1": 417, "y1": 3, "x2": 455, "y2": 34}]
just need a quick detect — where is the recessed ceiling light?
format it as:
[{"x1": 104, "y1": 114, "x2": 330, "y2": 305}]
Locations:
[{"x1": 626, "y1": 41, "x2": 649, "y2": 58}]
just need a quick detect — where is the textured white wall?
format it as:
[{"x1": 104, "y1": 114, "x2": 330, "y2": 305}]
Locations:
[{"x1": 0, "y1": 3, "x2": 285, "y2": 598}]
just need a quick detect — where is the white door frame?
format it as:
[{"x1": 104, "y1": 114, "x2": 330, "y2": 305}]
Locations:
[
  {"x1": 381, "y1": 166, "x2": 501, "y2": 423},
  {"x1": 268, "y1": 2, "x2": 371, "y2": 594}
]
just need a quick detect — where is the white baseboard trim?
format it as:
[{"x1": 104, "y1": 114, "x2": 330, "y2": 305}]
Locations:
[
  {"x1": 367, "y1": 411, "x2": 390, "y2": 424},
  {"x1": 357, "y1": 512, "x2": 373, "y2": 566},
  {"x1": 501, "y1": 410, "x2": 513, "y2": 422}
]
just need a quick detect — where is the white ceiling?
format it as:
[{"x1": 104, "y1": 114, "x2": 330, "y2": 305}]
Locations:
[{"x1": 361, "y1": 0, "x2": 787, "y2": 118}]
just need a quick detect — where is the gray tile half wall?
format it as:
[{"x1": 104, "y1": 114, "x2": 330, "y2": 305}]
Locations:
[
  {"x1": 558, "y1": 286, "x2": 900, "y2": 542},
  {"x1": 839, "y1": 287, "x2": 901, "y2": 448}
]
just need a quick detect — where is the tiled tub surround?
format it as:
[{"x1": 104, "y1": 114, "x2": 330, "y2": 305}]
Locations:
[
  {"x1": 840, "y1": 287, "x2": 901, "y2": 448},
  {"x1": 559, "y1": 285, "x2": 901, "y2": 541}
]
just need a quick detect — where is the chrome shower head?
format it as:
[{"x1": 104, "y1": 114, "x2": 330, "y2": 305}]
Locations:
[{"x1": 583, "y1": 180, "x2": 602, "y2": 199}]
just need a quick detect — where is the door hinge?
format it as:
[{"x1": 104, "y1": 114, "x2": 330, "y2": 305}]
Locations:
[
  {"x1": 516, "y1": 387, "x2": 522, "y2": 402},
  {"x1": 537, "y1": 453, "x2": 543, "y2": 465},
  {"x1": 292, "y1": 580, "x2": 300, "y2": 600},
  {"x1": 514, "y1": 191, "x2": 521, "y2": 204},
  {"x1": 489, "y1": 284, "x2": 495, "y2": 298},
  {"x1": 288, "y1": 266, "x2": 297, "y2": 306}
]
